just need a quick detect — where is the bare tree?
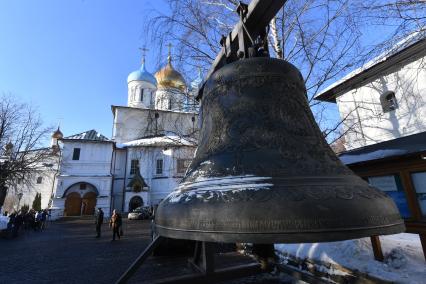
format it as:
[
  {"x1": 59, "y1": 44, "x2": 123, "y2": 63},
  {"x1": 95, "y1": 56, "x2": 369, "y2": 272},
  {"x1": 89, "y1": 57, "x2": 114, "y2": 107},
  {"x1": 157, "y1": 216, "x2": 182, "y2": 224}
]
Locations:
[
  {"x1": 144, "y1": 0, "x2": 425, "y2": 143},
  {"x1": 0, "y1": 94, "x2": 54, "y2": 211}
]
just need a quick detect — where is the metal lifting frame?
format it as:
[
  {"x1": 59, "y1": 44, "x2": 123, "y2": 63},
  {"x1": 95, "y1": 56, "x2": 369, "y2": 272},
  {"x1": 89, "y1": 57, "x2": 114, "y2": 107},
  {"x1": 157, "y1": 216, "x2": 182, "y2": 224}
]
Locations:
[
  {"x1": 116, "y1": 1, "x2": 288, "y2": 282},
  {"x1": 197, "y1": 0, "x2": 288, "y2": 100}
]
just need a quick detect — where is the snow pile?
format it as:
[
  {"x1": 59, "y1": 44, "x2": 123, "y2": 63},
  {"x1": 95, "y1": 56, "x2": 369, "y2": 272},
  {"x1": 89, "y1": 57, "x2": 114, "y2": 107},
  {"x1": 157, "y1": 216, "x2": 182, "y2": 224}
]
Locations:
[
  {"x1": 275, "y1": 233, "x2": 426, "y2": 283},
  {"x1": 0, "y1": 216, "x2": 9, "y2": 230}
]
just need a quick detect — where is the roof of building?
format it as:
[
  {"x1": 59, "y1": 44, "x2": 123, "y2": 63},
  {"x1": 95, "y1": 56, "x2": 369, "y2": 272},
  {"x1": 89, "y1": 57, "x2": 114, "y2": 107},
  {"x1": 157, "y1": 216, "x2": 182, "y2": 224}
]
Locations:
[
  {"x1": 63, "y1": 129, "x2": 110, "y2": 142},
  {"x1": 315, "y1": 32, "x2": 426, "y2": 102},
  {"x1": 338, "y1": 131, "x2": 426, "y2": 165},
  {"x1": 127, "y1": 60, "x2": 157, "y2": 86},
  {"x1": 127, "y1": 170, "x2": 148, "y2": 189},
  {"x1": 118, "y1": 133, "x2": 197, "y2": 148}
]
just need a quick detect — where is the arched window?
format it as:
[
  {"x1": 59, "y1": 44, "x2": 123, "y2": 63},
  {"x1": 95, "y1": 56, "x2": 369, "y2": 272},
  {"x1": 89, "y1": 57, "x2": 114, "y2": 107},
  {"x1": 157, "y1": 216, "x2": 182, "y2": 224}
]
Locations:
[{"x1": 380, "y1": 91, "x2": 398, "y2": 113}]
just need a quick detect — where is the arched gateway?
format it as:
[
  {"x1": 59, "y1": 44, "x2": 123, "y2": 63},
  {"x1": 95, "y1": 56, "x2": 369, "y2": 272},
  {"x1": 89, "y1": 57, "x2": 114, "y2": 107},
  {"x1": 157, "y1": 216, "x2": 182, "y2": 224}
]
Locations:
[
  {"x1": 129, "y1": 196, "x2": 143, "y2": 212},
  {"x1": 63, "y1": 182, "x2": 98, "y2": 216}
]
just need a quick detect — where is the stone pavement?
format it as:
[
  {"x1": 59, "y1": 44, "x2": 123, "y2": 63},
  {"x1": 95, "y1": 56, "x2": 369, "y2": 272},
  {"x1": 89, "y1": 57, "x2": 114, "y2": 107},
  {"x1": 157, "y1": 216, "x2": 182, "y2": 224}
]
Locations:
[
  {"x1": 0, "y1": 217, "x2": 152, "y2": 284},
  {"x1": 0, "y1": 218, "x2": 300, "y2": 284}
]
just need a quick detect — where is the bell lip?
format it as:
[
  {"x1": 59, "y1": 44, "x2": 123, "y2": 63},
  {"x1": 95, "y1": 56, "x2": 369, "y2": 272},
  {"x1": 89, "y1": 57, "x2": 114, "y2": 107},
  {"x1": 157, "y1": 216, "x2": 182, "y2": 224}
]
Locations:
[{"x1": 155, "y1": 222, "x2": 405, "y2": 244}]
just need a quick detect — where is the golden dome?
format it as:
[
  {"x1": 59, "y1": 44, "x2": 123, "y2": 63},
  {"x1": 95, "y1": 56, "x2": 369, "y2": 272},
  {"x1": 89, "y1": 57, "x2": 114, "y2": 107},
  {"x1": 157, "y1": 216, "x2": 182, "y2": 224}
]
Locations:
[
  {"x1": 52, "y1": 127, "x2": 63, "y2": 139},
  {"x1": 154, "y1": 57, "x2": 186, "y2": 91}
]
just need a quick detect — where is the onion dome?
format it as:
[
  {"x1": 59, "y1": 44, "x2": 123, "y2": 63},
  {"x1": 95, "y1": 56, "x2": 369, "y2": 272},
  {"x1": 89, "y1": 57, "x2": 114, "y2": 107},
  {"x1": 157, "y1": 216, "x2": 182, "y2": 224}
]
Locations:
[
  {"x1": 52, "y1": 127, "x2": 63, "y2": 139},
  {"x1": 155, "y1": 56, "x2": 186, "y2": 91},
  {"x1": 127, "y1": 61, "x2": 157, "y2": 86}
]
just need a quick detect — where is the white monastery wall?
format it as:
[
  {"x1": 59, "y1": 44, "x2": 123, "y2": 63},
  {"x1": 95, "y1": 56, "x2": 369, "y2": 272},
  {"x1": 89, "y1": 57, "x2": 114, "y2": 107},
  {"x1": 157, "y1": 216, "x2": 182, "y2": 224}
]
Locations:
[
  {"x1": 155, "y1": 88, "x2": 187, "y2": 111},
  {"x1": 336, "y1": 55, "x2": 426, "y2": 150},
  {"x1": 112, "y1": 107, "x2": 198, "y2": 144},
  {"x1": 60, "y1": 141, "x2": 114, "y2": 176},
  {"x1": 128, "y1": 80, "x2": 156, "y2": 109},
  {"x1": 125, "y1": 146, "x2": 195, "y2": 207}
]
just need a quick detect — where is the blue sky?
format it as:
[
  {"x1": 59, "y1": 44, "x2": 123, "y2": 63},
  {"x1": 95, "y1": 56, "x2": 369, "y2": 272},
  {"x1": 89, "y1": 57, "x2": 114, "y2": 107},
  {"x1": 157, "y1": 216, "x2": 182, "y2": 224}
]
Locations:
[{"x1": 0, "y1": 0, "x2": 168, "y2": 138}]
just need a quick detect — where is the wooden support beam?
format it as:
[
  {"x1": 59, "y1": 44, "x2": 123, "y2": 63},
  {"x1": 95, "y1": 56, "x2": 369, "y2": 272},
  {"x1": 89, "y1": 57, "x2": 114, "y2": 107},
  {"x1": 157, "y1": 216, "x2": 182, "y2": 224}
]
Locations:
[{"x1": 370, "y1": 236, "x2": 384, "y2": 262}]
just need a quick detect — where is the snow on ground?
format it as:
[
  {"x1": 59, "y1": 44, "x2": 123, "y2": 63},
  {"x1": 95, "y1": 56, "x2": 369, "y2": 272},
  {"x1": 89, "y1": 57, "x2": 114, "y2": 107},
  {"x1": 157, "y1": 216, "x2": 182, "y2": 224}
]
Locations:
[
  {"x1": 0, "y1": 216, "x2": 9, "y2": 230},
  {"x1": 275, "y1": 233, "x2": 426, "y2": 283}
]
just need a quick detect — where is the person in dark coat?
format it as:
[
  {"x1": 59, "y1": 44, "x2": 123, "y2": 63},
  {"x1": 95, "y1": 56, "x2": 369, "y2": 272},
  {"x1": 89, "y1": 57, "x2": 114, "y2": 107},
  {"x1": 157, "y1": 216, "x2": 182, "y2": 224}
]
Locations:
[
  {"x1": 95, "y1": 208, "x2": 104, "y2": 238},
  {"x1": 109, "y1": 209, "x2": 122, "y2": 241}
]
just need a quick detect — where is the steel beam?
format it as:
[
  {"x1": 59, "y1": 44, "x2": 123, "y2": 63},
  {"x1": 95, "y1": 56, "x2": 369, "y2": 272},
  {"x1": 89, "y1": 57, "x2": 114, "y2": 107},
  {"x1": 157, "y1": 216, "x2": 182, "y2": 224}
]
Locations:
[{"x1": 198, "y1": 0, "x2": 287, "y2": 99}]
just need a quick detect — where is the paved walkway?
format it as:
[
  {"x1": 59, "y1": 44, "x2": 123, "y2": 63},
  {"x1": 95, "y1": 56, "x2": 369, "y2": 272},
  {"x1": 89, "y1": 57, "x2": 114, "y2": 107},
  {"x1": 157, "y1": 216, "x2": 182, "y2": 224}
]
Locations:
[
  {"x1": 0, "y1": 217, "x2": 152, "y2": 284},
  {"x1": 0, "y1": 218, "x2": 299, "y2": 284}
]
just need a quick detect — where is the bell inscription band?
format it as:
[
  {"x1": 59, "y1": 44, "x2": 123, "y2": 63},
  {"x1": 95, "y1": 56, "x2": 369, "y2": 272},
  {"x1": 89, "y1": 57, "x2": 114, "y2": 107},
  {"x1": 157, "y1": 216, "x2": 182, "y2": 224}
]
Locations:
[{"x1": 155, "y1": 58, "x2": 404, "y2": 243}]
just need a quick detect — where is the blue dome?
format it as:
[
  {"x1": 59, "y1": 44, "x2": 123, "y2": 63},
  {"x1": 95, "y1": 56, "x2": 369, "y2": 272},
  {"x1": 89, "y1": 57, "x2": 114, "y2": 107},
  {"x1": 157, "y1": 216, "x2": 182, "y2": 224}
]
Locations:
[{"x1": 127, "y1": 63, "x2": 157, "y2": 86}]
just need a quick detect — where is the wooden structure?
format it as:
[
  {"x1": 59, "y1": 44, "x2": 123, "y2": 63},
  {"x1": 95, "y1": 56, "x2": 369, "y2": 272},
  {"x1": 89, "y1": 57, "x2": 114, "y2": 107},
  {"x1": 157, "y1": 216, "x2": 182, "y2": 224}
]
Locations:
[{"x1": 339, "y1": 131, "x2": 426, "y2": 261}]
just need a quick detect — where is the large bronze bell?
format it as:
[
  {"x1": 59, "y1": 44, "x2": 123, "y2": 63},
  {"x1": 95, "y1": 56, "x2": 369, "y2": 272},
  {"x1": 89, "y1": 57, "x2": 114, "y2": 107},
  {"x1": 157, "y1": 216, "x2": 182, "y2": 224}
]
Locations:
[{"x1": 155, "y1": 57, "x2": 404, "y2": 243}]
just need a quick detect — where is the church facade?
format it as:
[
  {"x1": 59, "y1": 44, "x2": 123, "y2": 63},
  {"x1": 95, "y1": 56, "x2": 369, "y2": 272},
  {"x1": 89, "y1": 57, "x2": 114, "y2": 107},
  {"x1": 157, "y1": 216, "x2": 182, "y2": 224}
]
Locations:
[{"x1": 6, "y1": 53, "x2": 200, "y2": 219}]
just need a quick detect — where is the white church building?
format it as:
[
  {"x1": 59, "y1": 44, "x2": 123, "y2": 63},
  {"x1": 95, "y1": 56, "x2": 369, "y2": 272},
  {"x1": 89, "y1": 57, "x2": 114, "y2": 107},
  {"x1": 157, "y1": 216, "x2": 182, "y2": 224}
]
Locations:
[{"x1": 6, "y1": 52, "x2": 200, "y2": 219}]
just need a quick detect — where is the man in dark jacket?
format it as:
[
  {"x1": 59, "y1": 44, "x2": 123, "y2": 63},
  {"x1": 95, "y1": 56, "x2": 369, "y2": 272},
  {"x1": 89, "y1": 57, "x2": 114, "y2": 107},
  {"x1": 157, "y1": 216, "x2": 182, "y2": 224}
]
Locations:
[{"x1": 95, "y1": 208, "x2": 104, "y2": 238}]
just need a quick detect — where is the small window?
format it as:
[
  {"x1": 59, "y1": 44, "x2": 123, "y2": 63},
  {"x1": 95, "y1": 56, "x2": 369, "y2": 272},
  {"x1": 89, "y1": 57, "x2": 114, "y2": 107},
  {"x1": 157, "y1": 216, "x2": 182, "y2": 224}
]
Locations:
[
  {"x1": 156, "y1": 159, "x2": 163, "y2": 175},
  {"x1": 168, "y1": 100, "x2": 172, "y2": 110},
  {"x1": 140, "y1": 88, "x2": 144, "y2": 102},
  {"x1": 380, "y1": 91, "x2": 398, "y2": 113},
  {"x1": 177, "y1": 159, "x2": 191, "y2": 174},
  {"x1": 80, "y1": 183, "x2": 87, "y2": 190},
  {"x1": 36, "y1": 177, "x2": 43, "y2": 184},
  {"x1": 17, "y1": 179, "x2": 22, "y2": 185},
  {"x1": 72, "y1": 148, "x2": 81, "y2": 160},
  {"x1": 130, "y1": 159, "x2": 139, "y2": 175}
]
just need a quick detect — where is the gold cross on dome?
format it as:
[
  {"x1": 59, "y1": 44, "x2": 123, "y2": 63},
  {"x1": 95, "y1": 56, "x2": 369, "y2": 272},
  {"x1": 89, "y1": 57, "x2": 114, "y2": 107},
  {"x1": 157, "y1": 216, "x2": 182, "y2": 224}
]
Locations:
[
  {"x1": 139, "y1": 46, "x2": 149, "y2": 64},
  {"x1": 167, "y1": 43, "x2": 172, "y2": 63}
]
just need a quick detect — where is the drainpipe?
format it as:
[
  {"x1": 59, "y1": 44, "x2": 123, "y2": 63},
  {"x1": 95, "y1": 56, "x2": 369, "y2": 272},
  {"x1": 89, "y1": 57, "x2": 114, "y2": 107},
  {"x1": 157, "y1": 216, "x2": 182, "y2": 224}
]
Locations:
[
  {"x1": 109, "y1": 143, "x2": 115, "y2": 217},
  {"x1": 122, "y1": 147, "x2": 128, "y2": 213},
  {"x1": 49, "y1": 140, "x2": 62, "y2": 209}
]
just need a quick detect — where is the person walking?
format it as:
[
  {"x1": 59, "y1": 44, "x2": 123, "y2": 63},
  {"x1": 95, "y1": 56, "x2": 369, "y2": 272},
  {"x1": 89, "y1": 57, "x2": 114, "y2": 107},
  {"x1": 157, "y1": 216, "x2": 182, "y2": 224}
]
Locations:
[
  {"x1": 95, "y1": 208, "x2": 104, "y2": 238},
  {"x1": 109, "y1": 209, "x2": 122, "y2": 241}
]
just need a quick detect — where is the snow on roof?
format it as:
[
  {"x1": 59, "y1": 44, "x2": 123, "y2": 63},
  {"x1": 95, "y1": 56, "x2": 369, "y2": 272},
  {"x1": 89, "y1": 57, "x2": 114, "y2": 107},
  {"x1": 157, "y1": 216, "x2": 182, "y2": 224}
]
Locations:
[
  {"x1": 338, "y1": 131, "x2": 426, "y2": 165},
  {"x1": 63, "y1": 129, "x2": 110, "y2": 142},
  {"x1": 122, "y1": 133, "x2": 197, "y2": 148},
  {"x1": 275, "y1": 233, "x2": 426, "y2": 283},
  {"x1": 316, "y1": 30, "x2": 426, "y2": 102}
]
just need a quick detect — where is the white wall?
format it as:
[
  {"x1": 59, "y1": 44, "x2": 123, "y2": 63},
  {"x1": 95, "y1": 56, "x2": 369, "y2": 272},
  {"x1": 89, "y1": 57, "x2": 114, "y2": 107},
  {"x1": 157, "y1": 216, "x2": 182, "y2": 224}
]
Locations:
[
  {"x1": 112, "y1": 107, "x2": 198, "y2": 144},
  {"x1": 336, "y1": 54, "x2": 426, "y2": 150},
  {"x1": 155, "y1": 88, "x2": 187, "y2": 111},
  {"x1": 128, "y1": 81, "x2": 156, "y2": 109},
  {"x1": 4, "y1": 154, "x2": 59, "y2": 212},
  {"x1": 60, "y1": 141, "x2": 114, "y2": 176},
  {"x1": 124, "y1": 146, "x2": 196, "y2": 208}
]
